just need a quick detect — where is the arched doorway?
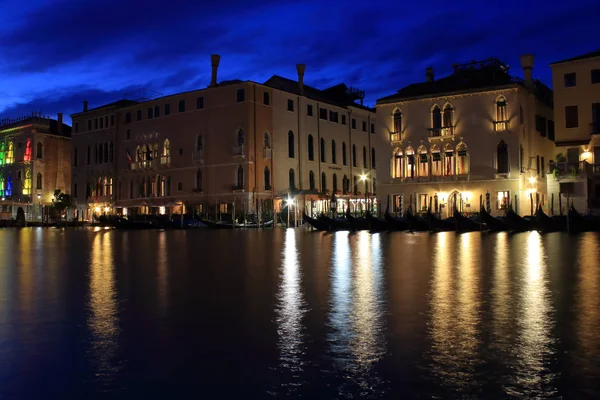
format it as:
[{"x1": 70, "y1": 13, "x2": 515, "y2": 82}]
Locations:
[
  {"x1": 447, "y1": 190, "x2": 461, "y2": 216},
  {"x1": 16, "y1": 207, "x2": 25, "y2": 227}
]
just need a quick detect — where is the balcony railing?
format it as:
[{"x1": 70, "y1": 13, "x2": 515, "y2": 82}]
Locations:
[
  {"x1": 591, "y1": 122, "x2": 600, "y2": 135},
  {"x1": 389, "y1": 132, "x2": 401, "y2": 142},
  {"x1": 233, "y1": 145, "x2": 244, "y2": 156},
  {"x1": 549, "y1": 160, "x2": 593, "y2": 178},
  {"x1": 131, "y1": 160, "x2": 154, "y2": 170},
  {"x1": 160, "y1": 155, "x2": 170, "y2": 166},
  {"x1": 192, "y1": 150, "x2": 204, "y2": 162},
  {"x1": 494, "y1": 120, "x2": 510, "y2": 132},
  {"x1": 264, "y1": 148, "x2": 272, "y2": 159},
  {"x1": 428, "y1": 126, "x2": 454, "y2": 137}
]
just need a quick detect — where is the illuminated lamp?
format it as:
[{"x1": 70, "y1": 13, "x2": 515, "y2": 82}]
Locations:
[{"x1": 528, "y1": 176, "x2": 536, "y2": 184}]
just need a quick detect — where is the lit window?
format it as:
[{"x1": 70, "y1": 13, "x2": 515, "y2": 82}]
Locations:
[
  {"x1": 22, "y1": 169, "x2": 32, "y2": 195},
  {"x1": 497, "y1": 191, "x2": 510, "y2": 210},
  {"x1": 495, "y1": 97, "x2": 508, "y2": 131},
  {"x1": 456, "y1": 142, "x2": 469, "y2": 175},
  {"x1": 162, "y1": 139, "x2": 171, "y2": 164},
  {"x1": 24, "y1": 139, "x2": 32, "y2": 161},
  {"x1": 392, "y1": 148, "x2": 403, "y2": 178}
]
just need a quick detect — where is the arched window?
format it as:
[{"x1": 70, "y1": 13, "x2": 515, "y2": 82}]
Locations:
[
  {"x1": 73, "y1": 148, "x2": 78, "y2": 167},
  {"x1": 237, "y1": 165, "x2": 244, "y2": 189},
  {"x1": 23, "y1": 169, "x2": 32, "y2": 195},
  {"x1": 104, "y1": 142, "x2": 108, "y2": 163},
  {"x1": 95, "y1": 144, "x2": 99, "y2": 164},
  {"x1": 156, "y1": 175, "x2": 162, "y2": 197},
  {"x1": 431, "y1": 105, "x2": 442, "y2": 136},
  {"x1": 307, "y1": 134, "x2": 314, "y2": 161},
  {"x1": 372, "y1": 178, "x2": 376, "y2": 195},
  {"x1": 288, "y1": 131, "x2": 295, "y2": 158},
  {"x1": 163, "y1": 139, "x2": 170, "y2": 164},
  {"x1": 197, "y1": 135, "x2": 204, "y2": 151},
  {"x1": 109, "y1": 142, "x2": 113, "y2": 162},
  {"x1": 136, "y1": 146, "x2": 142, "y2": 162},
  {"x1": 352, "y1": 144, "x2": 357, "y2": 167},
  {"x1": 320, "y1": 138, "x2": 326, "y2": 162},
  {"x1": 392, "y1": 148, "x2": 403, "y2": 178},
  {"x1": 343, "y1": 175, "x2": 349, "y2": 194},
  {"x1": 288, "y1": 168, "x2": 295, "y2": 190},
  {"x1": 263, "y1": 132, "x2": 270, "y2": 148},
  {"x1": 371, "y1": 148, "x2": 376, "y2": 169},
  {"x1": 309, "y1": 170, "x2": 315, "y2": 191},
  {"x1": 353, "y1": 175, "x2": 358, "y2": 194},
  {"x1": 443, "y1": 143, "x2": 455, "y2": 176},
  {"x1": 456, "y1": 142, "x2": 469, "y2": 175},
  {"x1": 196, "y1": 169, "x2": 203, "y2": 191},
  {"x1": 6, "y1": 174, "x2": 12, "y2": 196},
  {"x1": 0, "y1": 142, "x2": 5, "y2": 166},
  {"x1": 332, "y1": 174, "x2": 338, "y2": 193},
  {"x1": 417, "y1": 145, "x2": 429, "y2": 177},
  {"x1": 36, "y1": 142, "x2": 43, "y2": 159},
  {"x1": 237, "y1": 129, "x2": 245, "y2": 146},
  {"x1": 363, "y1": 146, "x2": 367, "y2": 168},
  {"x1": 342, "y1": 142, "x2": 347, "y2": 165},
  {"x1": 0, "y1": 173, "x2": 4, "y2": 197},
  {"x1": 264, "y1": 167, "x2": 271, "y2": 190},
  {"x1": 430, "y1": 144, "x2": 442, "y2": 176},
  {"x1": 36, "y1": 172, "x2": 42, "y2": 189},
  {"x1": 331, "y1": 140, "x2": 336, "y2": 164},
  {"x1": 406, "y1": 146, "x2": 416, "y2": 179},
  {"x1": 24, "y1": 139, "x2": 32, "y2": 161},
  {"x1": 497, "y1": 140, "x2": 509, "y2": 174},
  {"x1": 6, "y1": 142, "x2": 14, "y2": 164},
  {"x1": 321, "y1": 172, "x2": 327, "y2": 193},
  {"x1": 442, "y1": 104, "x2": 454, "y2": 135},
  {"x1": 86, "y1": 145, "x2": 90, "y2": 165},
  {"x1": 393, "y1": 109, "x2": 402, "y2": 133},
  {"x1": 495, "y1": 96, "x2": 508, "y2": 131},
  {"x1": 153, "y1": 143, "x2": 159, "y2": 160}
]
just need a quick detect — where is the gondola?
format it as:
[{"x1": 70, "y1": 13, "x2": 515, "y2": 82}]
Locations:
[
  {"x1": 505, "y1": 208, "x2": 533, "y2": 232},
  {"x1": 567, "y1": 206, "x2": 596, "y2": 233},
  {"x1": 426, "y1": 210, "x2": 455, "y2": 232},
  {"x1": 479, "y1": 205, "x2": 508, "y2": 232},
  {"x1": 404, "y1": 209, "x2": 429, "y2": 232},
  {"x1": 303, "y1": 213, "x2": 329, "y2": 231},
  {"x1": 365, "y1": 211, "x2": 391, "y2": 232},
  {"x1": 453, "y1": 207, "x2": 486, "y2": 233},
  {"x1": 534, "y1": 206, "x2": 566, "y2": 232},
  {"x1": 346, "y1": 208, "x2": 370, "y2": 231},
  {"x1": 318, "y1": 214, "x2": 351, "y2": 231},
  {"x1": 384, "y1": 211, "x2": 411, "y2": 231}
]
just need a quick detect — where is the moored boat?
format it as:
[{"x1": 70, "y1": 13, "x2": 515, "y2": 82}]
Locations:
[
  {"x1": 366, "y1": 211, "x2": 392, "y2": 232},
  {"x1": 346, "y1": 208, "x2": 370, "y2": 231},
  {"x1": 454, "y1": 207, "x2": 486, "y2": 233},
  {"x1": 426, "y1": 210, "x2": 455, "y2": 232},
  {"x1": 384, "y1": 211, "x2": 411, "y2": 231},
  {"x1": 303, "y1": 212, "x2": 329, "y2": 231},
  {"x1": 479, "y1": 205, "x2": 508, "y2": 232},
  {"x1": 505, "y1": 208, "x2": 533, "y2": 232},
  {"x1": 404, "y1": 210, "x2": 429, "y2": 232},
  {"x1": 534, "y1": 206, "x2": 566, "y2": 232}
]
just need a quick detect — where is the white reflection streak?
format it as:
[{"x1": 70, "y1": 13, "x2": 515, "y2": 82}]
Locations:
[
  {"x1": 329, "y1": 231, "x2": 351, "y2": 359},
  {"x1": 276, "y1": 229, "x2": 306, "y2": 381},
  {"x1": 88, "y1": 232, "x2": 120, "y2": 386},
  {"x1": 157, "y1": 233, "x2": 168, "y2": 317},
  {"x1": 491, "y1": 233, "x2": 510, "y2": 348}
]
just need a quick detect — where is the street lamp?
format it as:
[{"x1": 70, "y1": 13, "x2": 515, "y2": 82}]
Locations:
[
  {"x1": 360, "y1": 174, "x2": 368, "y2": 214},
  {"x1": 286, "y1": 196, "x2": 294, "y2": 227},
  {"x1": 37, "y1": 193, "x2": 42, "y2": 225}
]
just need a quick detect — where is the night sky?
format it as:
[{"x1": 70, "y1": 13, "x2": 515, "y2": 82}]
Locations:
[{"x1": 1, "y1": 0, "x2": 599, "y2": 124}]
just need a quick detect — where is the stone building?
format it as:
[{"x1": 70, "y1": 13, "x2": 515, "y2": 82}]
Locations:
[
  {"x1": 374, "y1": 56, "x2": 555, "y2": 218},
  {"x1": 549, "y1": 50, "x2": 600, "y2": 212},
  {"x1": 0, "y1": 113, "x2": 71, "y2": 222},
  {"x1": 70, "y1": 55, "x2": 377, "y2": 222}
]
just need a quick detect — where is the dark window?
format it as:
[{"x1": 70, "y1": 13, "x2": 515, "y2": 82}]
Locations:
[
  {"x1": 125, "y1": 112, "x2": 131, "y2": 124},
  {"x1": 321, "y1": 172, "x2": 326, "y2": 193},
  {"x1": 99, "y1": 118, "x2": 103, "y2": 129},
  {"x1": 73, "y1": 148, "x2": 78, "y2": 167},
  {"x1": 319, "y1": 108, "x2": 328, "y2": 119},
  {"x1": 287, "y1": 99, "x2": 294, "y2": 111},
  {"x1": 370, "y1": 123, "x2": 375, "y2": 134},
  {"x1": 351, "y1": 118, "x2": 356, "y2": 129},
  {"x1": 353, "y1": 176, "x2": 358, "y2": 194},
  {"x1": 564, "y1": 72, "x2": 576, "y2": 87},
  {"x1": 535, "y1": 114, "x2": 547, "y2": 137},
  {"x1": 264, "y1": 167, "x2": 271, "y2": 190},
  {"x1": 320, "y1": 138, "x2": 326, "y2": 162},
  {"x1": 565, "y1": 106, "x2": 579, "y2": 128},
  {"x1": 263, "y1": 92, "x2": 270, "y2": 105},
  {"x1": 75, "y1": 123, "x2": 79, "y2": 133},
  {"x1": 371, "y1": 148, "x2": 376, "y2": 168},
  {"x1": 196, "y1": 169, "x2": 203, "y2": 191},
  {"x1": 94, "y1": 118, "x2": 98, "y2": 129},
  {"x1": 362, "y1": 121, "x2": 367, "y2": 132},
  {"x1": 154, "y1": 106, "x2": 160, "y2": 118},
  {"x1": 331, "y1": 140, "x2": 336, "y2": 164},
  {"x1": 352, "y1": 144, "x2": 357, "y2": 167},
  {"x1": 541, "y1": 156, "x2": 545, "y2": 177},
  {"x1": 165, "y1": 103, "x2": 171, "y2": 115},
  {"x1": 88, "y1": 120, "x2": 92, "y2": 130},
  {"x1": 289, "y1": 169, "x2": 295, "y2": 190},
  {"x1": 110, "y1": 115, "x2": 115, "y2": 126},
  {"x1": 548, "y1": 120, "x2": 555, "y2": 141},
  {"x1": 309, "y1": 171, "x2": 315, "y2": 190},
  {"x1": 592, "y1": 69, "x2": 600, "y2": 84},
  {"x1": 136, "y1": 110, "x2": 142, "y2": 121},
  {"x1": 179, "y1": 148, "x2": 183, "y2": 156},
  {"x1": 178, "y1": 182, "x2": 183, "y2": 191},
  {"x1": 196, "y1": 96, "x2": 205, "y2": 109},
  {"x1": 332, "y1": 174, "x2": 338, "y2": 192},
  {"x1": 342, "y1": 142, "x2": 347, "y2": 165},
  {"x1": 36, "y1": 142, "x2": 43, "y2": 158},
  {"x1": 307, "y1": 104, "x2": 313, "y2": 116},
  {"x1": 329, "y1": 111, "x2": 338, "y2": 123},
  {"x1": 308, "y1": 135, "x2": 314, "y2": 161},
  {"x1": 237, "y1": 89, "x2": 245, "y2": 102},
  {"x1": 109, "y1": 142, "x2": 113, "y2": 162},
  {"x1": 288, "y1": 131, "x2": 295, "y2": 158},
  {"x1": 519, "y1": 106, "x2": 524, "y2": 125},
  {"x1": 87, "y1": 145, "x2": 90, "y2": 165},
  {"x1": 432, "y1": 106, "x2": 442, "y2": 130},
  {"x1": 178, "y1": 100, "x2": 186, "y2": 112},
  {"x1": 536, "y1": 155, "x2": 540, "y2": 176},
  {"x1": 73, "y1": 183, "x2": 78, "y2": 198},
  {"x1": 126, "y1": 129, "x2": 131, "y2": 140},
  {"x1": 341, "y1": 114, "x2": 346, "y2": 125},
  {"x1": 147, "y1": 107, "x2": 154, "y2": 119},
  {"x1": 497, "y1": 141, "x2": 509, "y2": 174},
  {"x1": 363, "y1": 146, "x2": 367, "y2": 167}
]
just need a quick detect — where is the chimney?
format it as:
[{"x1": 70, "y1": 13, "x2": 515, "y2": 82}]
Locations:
[
  {"x1": 296, "y1": 64, "x2": 306, "y2": 95},
  {"x1": 425, "y1": 67, "x2": 434, "y2": 82},
  {"x1": 520, "y1": 54, "x2": 534, "y2": 87},
  {"x1": 57, "y1": 112, "x2": 63, "y2": 135},
  {"x1": 83, "y1": 100, "x2": 88, "y2": 112},
  {"x1": 210, "y1": 54, "x2": 221, "y2": 87}
]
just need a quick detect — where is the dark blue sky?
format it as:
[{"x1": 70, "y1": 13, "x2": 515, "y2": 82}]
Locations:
[{"x1": 1, "y1": 0, "x2": 598, "y2": 124}]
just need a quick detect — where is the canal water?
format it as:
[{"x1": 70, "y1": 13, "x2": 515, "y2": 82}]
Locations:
[{"x1": 0, "y1": 228, "x2": 599, "y2": 399}]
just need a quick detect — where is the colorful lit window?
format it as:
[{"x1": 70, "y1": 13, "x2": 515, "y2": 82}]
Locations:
[
  {"x1": 0, "y1": 142, "x2": 5, "y2": 165},
  {"x1": 6, "y1": 142, "x2": 14, "y2": 164},
  {"x1": 22, "y1": 169, "x2": 32, "y2": 195},
  {"x1": 6, "y1": 174, "x2": 12, "y2": 196},
  {"x1": 24, "y1": 139, "x2": 32, "y2": 161},
  {"x1": 0, "y1": 173, "x2": 4, "y2": 196}
]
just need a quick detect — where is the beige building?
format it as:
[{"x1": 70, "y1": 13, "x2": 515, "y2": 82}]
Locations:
[
  {"x1": 0, "y1": 113, "x2": 72, "y2": 222},
  {"x1": 71, "y1": 55, "x2": 377, "y2": 222},
  {"x1": 549, "y1": 50, "x2": 600, "y2": 212},
  {"x1": 374, "y1": 56, "x2": 555, "y2": 218}
]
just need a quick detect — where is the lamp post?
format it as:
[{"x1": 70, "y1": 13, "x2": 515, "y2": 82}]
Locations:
[
  {"x1": 360, "y1": 174, "x2": 368, "y2": 215},
  {"x1": 285, "y1": 196, "x2": 293, "y2": 227},
  {"x1": 37, "y1": 193, "x2": 42, "y2": 226}
]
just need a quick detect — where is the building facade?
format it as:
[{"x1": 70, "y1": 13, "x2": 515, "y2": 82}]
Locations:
[
  {"x1": 0, "y1": 113, "x2": 72, "y2": 222},
  {"x1": 375, "y1": 56, "x2": 555, "y2": 218},
  {"x1": 71, "y1": 55, "x2": 377, "y2": 222},
  {"x1": 549, "y1": 50, "x2": 600, "y2": 212}
]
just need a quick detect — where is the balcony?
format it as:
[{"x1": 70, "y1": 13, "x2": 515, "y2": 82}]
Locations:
[
  {"x1": 428, "y1": 126, "x2": 455, "y2": 138},
  {"x1": 549, "y1": 161, "x2": 593, "y2": 180},
  {"x1": 591, "y1": 123, "x2": 600, "y2": 135},
  {"x1": 233, "y1": 145, "x2": 244, "y2": 157},
  {"x1": 192, "y1": 150, "x2": 204, "y2": 163},
  {"x1": 264, "y1": 147, "x2": 272, "y2": 159},
  {"x1": 493, "y1": 120, "x2": 510, "y2": 132},
  {"x1": 160, "y1": 156, "x2": 170, "y2": 167},
  {"x1": 130, "y1": 160, "x2": 154, "y2": 170},
  {"x1": 389, "y1": 132, "x2": 401, "y2": 143}
]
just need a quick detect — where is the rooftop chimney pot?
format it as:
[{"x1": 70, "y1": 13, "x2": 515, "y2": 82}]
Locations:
[
  {"x1": 425, "y1": 67, "x2": 434, "y2": 82},
  {"x1": 83, "y1": 100, "x2": 88, "y2": 112},
  {"x1": 520, "y1": 54, "x2": 534, "y2": 88},
  {"x1": 210, "y1": 54, "x2": 221, "y2": 87},
  {"x1": 57, "y1": 112, "x2": 64, "y2": 135},
  {"x1": 296, "y1": 64, "x2": 306, "y2": 95}
]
